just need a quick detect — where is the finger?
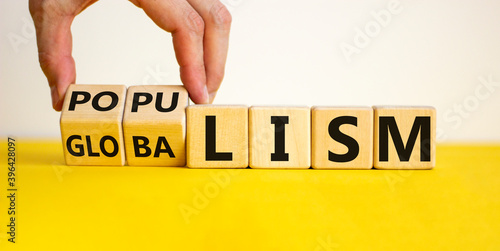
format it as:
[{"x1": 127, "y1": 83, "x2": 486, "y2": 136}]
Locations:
[
  {"x1": 30, "y1": 0, "x2": 97, "y2": 111},
  {"x1": 133, "y1": 0, "x2": 209, "y2": 104},
  {"x1": 34, "y1": 17, "x2": 75, "y2": 111},
  {"x1": 187, "y1": 0, "x2": 232, "y2": 103}
]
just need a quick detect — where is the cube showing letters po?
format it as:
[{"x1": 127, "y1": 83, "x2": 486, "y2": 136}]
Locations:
[
  {"x1": 312, "y1": 107, "x2": 373, "y2": 169},
  {"x1": 374, "y1": 106, "x2": 436, "y2": 169},
  {"x1": 186, "y1": 105, "x2": 248, "y2": 168},
  {"x1": 60, "y1": 84, "x2": 127, "y2": 166},
  {"x1": 249, "y1": 106, "x2": 310, "y2": 169},
  {"x1": 123, "y1": 85, "x2": 189, "y2": 166}
]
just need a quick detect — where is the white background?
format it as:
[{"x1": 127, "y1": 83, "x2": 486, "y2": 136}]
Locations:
[{"x1": 1, "y1": 0, "x2": 499, "y2": 141}]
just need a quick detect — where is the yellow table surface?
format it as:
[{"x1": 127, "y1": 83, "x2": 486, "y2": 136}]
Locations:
[{"x1": 1, "y1": 140, "x2": 499, "y2": 250}]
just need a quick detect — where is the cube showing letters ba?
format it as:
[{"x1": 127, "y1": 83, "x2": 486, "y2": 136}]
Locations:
[
  {"x1": 249, "y1": 106, "x2": 310, "y2": 169},
  {"x1": 123, "y1": 85, "x2": 189, "y2": 166},
  {"x1": 60, "y1": 84, "x2": 127, "y2": 166},
  {"x1": 374, "y1": 106, "x2": 436, "y2": 169},
  {"x1": 311, "y1": 107, "x2": 373, "y2": 169},
  {"x1": 186, "y1": 105, "x2": 248, "y2": 168}
]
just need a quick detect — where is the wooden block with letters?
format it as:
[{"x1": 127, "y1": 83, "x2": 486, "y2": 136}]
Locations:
[
  {"x1": 373, "y1": 106, "x2": 436, "y2": 169},
  {"x1": 249, "y1": 106, "x2": 310, "y2": 169},
  {"x1": 186, "y1": 105, "x2": 248, "y2": 168},
  {"x1": 311, "y1": 106, "x2": 373, "y2": 169},
  {"x1": 60, "y1": 84, "x2": 127, "y2": 166},
  {"x1": 123, "y1": 85, "x2": 189, "y2": 166},
  {"x1": 59, "y1": 84, "x2": 437, "y2": 169}
]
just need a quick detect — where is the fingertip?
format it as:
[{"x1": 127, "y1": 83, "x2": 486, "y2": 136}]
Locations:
[
  {"x1": 180, "y1": 65, "x2": 209, "y2": 104},
  {"x1": 189, "y1": 84, "x2": 209, "y2": 104},
  {"x1": 51, "y1": 81, "x2": 73, "y2": 111},
  {"x1": 52, "y1": 94, "x2": 64, "y2": 111},
  {"x1": 53, "y1": 99, "x2": 64, "y2": 111},
  {"x1": 196, "y1": 85, "x2": 210, "y2": 104},
  {"x1": 50, "y1": 86, "x2": 61, "y2": 111}
]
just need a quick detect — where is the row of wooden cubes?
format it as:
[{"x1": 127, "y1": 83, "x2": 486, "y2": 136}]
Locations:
[{"x1": 60, "y1": 85, "x2": 436, "y2": 169}]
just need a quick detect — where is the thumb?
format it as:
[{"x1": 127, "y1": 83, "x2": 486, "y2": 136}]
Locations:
[{"x1": 30, "y1": 4, "x2": 76, "y2": 111}]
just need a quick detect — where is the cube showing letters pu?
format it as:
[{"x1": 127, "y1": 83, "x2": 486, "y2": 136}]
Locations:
[
  {"x1": 312, "y1": 107, "x2": 373, "y2": 169},
  {"x1": 186, "y1": 105, "x2": 248, "y2": 168},
  {"x1": 249, "y1": 106, "x2": 310, "y2": 169},
  {"x1": 60, "y1": 84, "x2": 127, "y2": 166},
  {"x1": 123, "y1": 85, "x2": 189, "y2": 166},
  {"x1": 374, "y1": 106, "x2": 436, "y2": 169}
]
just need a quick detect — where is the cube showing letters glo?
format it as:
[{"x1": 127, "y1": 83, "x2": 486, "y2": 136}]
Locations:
[{"x1": 60, "y1": 84, "x2": 127, "y2": 166}]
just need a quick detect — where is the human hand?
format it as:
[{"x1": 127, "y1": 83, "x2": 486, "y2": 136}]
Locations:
[{"x1": 29, "y1": 0, "x2": 232, "y2": 111}]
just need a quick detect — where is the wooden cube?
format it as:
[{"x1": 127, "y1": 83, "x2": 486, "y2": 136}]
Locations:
[
  {"x1": 186, "y1": 105, "x2": 248, "y2": 168},
  {"x1": 249, "y1": 106, "x2": 310, "y2": 169},
  {"x1": 60, "y1": 84, "x2": 127, "y2": 166},
  {"x1": 123, "y1": 85, "x2": 189, "y2": 166},
  {"x1": 311, "y1": 107, "x2": 373, "y2": 169},
  {"x1": 374, "y1": 106, "x2": 436, "y2": 169}
]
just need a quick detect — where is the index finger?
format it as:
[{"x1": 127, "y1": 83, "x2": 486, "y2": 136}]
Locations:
[
  {"x1": 187, "y1": 0, "x2": 232, "y2": 102},
  {"x1": 133, "y1": 0, "x2": 209, "y2": 104}
]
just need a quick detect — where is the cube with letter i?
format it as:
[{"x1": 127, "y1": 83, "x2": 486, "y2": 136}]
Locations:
[
  {"x1": 123, "y1": 85, "x2": 189, "y2": 166},
  {"x1": 374, "y1": 106, "x2": 436, "y2": 169},
  {"x1": 249, "y1": 106, "x2": 310, "y2": 169},
  {"x1": 60, "y1": 84, "x2": 127, "y2": 166}
]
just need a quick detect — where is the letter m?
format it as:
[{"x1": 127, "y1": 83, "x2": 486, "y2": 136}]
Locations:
[{"x1": 379, "y1": 116, "x2": 431, "y2": 162}]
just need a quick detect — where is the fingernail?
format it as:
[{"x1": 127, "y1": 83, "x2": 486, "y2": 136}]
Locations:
[
  {"x1": 202, "y1": 85, "x2": 210, "y2": 104},
  {"x1": 50, "y1": 86, "x2": 60, "y2": 109},
  {"x1": 209, "y1": 91, "x2": 217, "y2": 104}
]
